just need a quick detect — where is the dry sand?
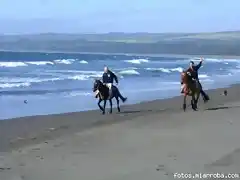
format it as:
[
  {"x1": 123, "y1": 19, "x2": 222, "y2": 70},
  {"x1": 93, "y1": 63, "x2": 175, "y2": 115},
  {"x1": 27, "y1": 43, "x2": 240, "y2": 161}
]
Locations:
[{"x1": 1, "y1": 85, "x2": 240, "y2": 180}]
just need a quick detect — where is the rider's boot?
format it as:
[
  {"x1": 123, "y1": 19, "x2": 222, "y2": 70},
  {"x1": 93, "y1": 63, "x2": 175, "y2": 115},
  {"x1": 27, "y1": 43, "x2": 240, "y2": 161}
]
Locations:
[{"x1": 200, "y1": 90, "x2": 209, "y2": 103}]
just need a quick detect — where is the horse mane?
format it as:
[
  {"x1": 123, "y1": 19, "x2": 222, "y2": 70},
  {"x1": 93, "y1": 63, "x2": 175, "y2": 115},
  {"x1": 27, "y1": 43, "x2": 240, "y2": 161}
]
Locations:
[
  {"x1": 95, "y1": 79, "x2": 103, "y2": 83},
  {"x1": 95, "y1": 79, "x2": 105, "y2": 89},
  {"x1": 181, "y1": 71, "x2": 189, "y2": 84}
]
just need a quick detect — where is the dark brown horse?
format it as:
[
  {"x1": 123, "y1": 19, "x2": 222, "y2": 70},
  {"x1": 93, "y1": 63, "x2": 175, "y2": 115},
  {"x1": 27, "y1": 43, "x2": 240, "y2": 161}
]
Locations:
[
  {"x1": 93, "y1": 79, "x2": 127, "y2": 114},
  {"x1": 181, "y1": 71, "x2": 201, "y2": 111}
]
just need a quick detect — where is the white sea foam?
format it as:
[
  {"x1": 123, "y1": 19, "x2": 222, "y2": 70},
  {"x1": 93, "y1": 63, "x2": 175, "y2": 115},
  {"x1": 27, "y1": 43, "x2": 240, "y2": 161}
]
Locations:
[
  {"x1": 124, "y1": 59, "x2": 149, "y2": 64},
  {"x1": 0, "y1": 72, "x2": 103, "y2": 88},
  {"x1": 114, "y1": 67, "x2": 138, "y2": 71},
  {"x1": 189, "y1": 57, "x2": 240, "y2": 63},
  {"x1": 0, "y1": 82, "x2": 31, "y2": 88},
  {"x1": 0, "y1": 62, "x2": 27, "y2": 67},
  {"x1": 118, "y1": 69, "x2": 140, "y2": 75},
  {"x1": 54, "y1": 59, "x2": 76, "y2": 64},
  {"x1": 0, "y1": 77, "x2": 61, "y2": 84},
  {"x1": 63, "y1": 91, "x2": 91, "y2": 97},
  {"x1": 0, "y1": 58, "x2": 78, "y2": 67},
  {"x1": 67, "y1": 75, "x2": 89, "y2": 81},
  {"x1": 79, "y1": 60, "x2": 88, "y2": 64},
  {"x1": 26, "y1": 61, "x2": 54, "y2": 65},
  {"x1": 145, "y1": 67, "x2": 183, "y2": 73}
]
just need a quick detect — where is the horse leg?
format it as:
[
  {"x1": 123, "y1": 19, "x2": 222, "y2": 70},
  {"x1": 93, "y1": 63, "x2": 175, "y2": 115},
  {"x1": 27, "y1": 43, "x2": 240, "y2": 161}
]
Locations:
[
  {"x1": 183, "y1": 95, "x2": 187, "y2": 112},
  {"x1": 102, "y1": 100, "x2": 107, "y2": 115},
  {"x1": 191, "y1": 94, "x2": 197, "y2": 111},
  {"x1": 195, "y1": 91, "x2": 200, "y2": 109},
  {"x1": 109, "y1": 99, "x2": 113, "y2": 114},
  {"x1": 97, "y1": 99, "x2": 104, "y2": 112},
  {"x1": 115, "y1": 96, "x2": 120, "y2": 112}
]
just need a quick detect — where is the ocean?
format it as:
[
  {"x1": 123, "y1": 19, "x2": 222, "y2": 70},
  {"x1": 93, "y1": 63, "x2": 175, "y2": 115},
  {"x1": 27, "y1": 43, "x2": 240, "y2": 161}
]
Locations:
[{"x1": 0, "y1": 51, "x2": 240, "y2": 119}]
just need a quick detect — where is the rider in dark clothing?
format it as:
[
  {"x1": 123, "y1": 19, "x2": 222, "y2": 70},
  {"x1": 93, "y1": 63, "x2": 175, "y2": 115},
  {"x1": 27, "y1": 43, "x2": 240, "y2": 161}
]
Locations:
[
  {"x1": 102, "y1": 68, "x2": 118, "y2": 84},
  {"x1": 187, "y1": 58, "x2": 210, "y2": 102},
  {"x1": 102, "y1": 66, "x2": 118, "y2": 99}
]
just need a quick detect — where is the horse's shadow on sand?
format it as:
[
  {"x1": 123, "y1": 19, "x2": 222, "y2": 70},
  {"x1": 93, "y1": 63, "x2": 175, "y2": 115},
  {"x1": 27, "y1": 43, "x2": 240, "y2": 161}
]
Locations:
[
  {"x1": 119, "y1": 108, "x2": 168, "y2": 115},
  {"x1": 206, "y1": 105, "x2": 240, "y2": 111},
  {"x1": 118, "y1": 110, "x2": 151, "y2": 115},
  {"x1": 120, "y1": 105, "x2": 240, "y2": 114}
]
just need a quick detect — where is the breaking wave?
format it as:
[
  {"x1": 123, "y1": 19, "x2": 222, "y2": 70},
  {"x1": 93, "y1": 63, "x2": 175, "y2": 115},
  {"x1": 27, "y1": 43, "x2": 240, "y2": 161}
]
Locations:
[
  {"x1": 145, "y1": 67, "x2": 183, "y2": 73},
  {"x1": 0, "y1": 70, "x2": 103, "y2": 89},
  {"x1": 124, "y1": 58, "x2": 149, "y2": 64},
  {"x1": 53, "y1": 59, "x2": 76, "y2": 64},
  {"x1": 118, "y1": 69, "x2": 140, "y2": 75},
  {"x1": 0, "y1": 62, "x2": 27, "y2": 67},
  {"x1": 26, "y1": 61, "x2": 54, "y2": 65},
  {"x1": 189, "y1": 57, "x2": 240, "y2": 63},
  {"x1": 0, "y1": 82, "x2": 31, "y2": 88},
  {"x1": 0, "y1": 59, "x2": 88, "y2": 68},
  {"x1": 79, "y1": 60, "x2": 88, "y2": 64}
]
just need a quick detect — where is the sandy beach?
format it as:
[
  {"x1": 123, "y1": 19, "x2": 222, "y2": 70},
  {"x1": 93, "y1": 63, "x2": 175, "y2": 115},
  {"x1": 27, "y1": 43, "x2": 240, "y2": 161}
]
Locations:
[{"x1": 1, "y1": 85, "x2": 240, "y2": 180}]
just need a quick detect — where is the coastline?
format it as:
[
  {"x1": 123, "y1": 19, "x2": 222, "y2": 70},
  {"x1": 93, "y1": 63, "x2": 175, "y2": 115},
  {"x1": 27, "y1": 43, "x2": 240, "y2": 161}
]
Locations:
[{"x1": 1, "y1": 84, "x2": 240, "y2": 152}]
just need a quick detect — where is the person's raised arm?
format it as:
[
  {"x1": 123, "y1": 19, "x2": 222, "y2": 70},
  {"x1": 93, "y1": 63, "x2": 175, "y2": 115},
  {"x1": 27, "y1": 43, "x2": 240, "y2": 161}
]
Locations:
[{"x1": 195, "y1": 57, "x2": 204, "y2": 71}]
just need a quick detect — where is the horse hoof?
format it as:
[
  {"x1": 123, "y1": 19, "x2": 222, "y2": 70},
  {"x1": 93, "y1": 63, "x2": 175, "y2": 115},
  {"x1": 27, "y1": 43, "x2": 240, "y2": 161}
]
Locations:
[
  {"x1": 192, "y1": 106, "x2": 198, "y2": 111},
  {"x1": 108, "y1": 111, "x2": 112, "y2": 114},
  {"x1": 102, "y1": 112, "x2": 105, "y2": 115}
]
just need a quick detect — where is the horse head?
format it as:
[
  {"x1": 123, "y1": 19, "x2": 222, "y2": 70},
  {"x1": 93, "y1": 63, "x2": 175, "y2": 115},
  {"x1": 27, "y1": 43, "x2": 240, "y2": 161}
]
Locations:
[
  {"x1": 181, "y1": 71, "x2": 187, "y2": 83},
  {"x1": 181, "y1": 70, "x2": 195, "y2": 84},
  {"x1": 93, "y1": 79, "x2": 102, "y2": 92}
]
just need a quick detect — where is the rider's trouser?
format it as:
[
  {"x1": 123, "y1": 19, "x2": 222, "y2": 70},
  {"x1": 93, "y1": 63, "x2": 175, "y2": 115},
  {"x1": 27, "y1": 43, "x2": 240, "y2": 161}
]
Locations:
[
  {"x1": 197, "y1": 80, "x2": 210, "y2": 101},
  {"x1": 106, "y1": 83, "x2": 113, "y2": 98}
]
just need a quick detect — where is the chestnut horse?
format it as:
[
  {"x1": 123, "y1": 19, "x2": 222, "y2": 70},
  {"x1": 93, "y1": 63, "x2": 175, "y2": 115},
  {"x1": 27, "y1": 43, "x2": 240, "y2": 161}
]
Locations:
[{"x1": 181, "y1": 71, "x2": 201, "y2": 111}]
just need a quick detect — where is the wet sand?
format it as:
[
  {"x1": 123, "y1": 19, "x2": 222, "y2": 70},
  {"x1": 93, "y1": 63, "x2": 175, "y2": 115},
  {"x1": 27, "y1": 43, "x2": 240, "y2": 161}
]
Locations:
[{"x1": 1, "y1": 85, "x2": 240, "y2": 180}]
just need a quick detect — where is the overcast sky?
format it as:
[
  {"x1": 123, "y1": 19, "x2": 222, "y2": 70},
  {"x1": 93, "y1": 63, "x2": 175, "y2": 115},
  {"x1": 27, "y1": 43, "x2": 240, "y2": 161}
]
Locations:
[{"x1": 0, "y1": 0, "x2": 239, "y2": 34}]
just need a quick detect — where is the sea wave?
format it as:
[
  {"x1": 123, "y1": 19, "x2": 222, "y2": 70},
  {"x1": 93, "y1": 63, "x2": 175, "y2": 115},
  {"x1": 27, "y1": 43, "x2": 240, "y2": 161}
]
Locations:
[
  {"x1": 118, "y1": 69, "x2": 140, "y2": 75},
  {"x1": 114, "y1": 67, "x2": 138, "y2": 71},
  {"x1": 26, "y1": 61, "x2": 54, "y2": 65},
  {"x1": 189, "y1": 57, "x2": 240, "y2": 63},
  {"x1": 63, "y1": 91, "x2": 91, "y2": 97},
  {"x1": 79, "y1": 60, "x2": 88, "y2": 64},
  {"x1": 53, "y1": 59, "x2": 76, "y2": 64},
  {"x1": 124, "y1": 58, "x2": 149, "y2": 64},
  {"x1": 145, "y1": 67, "x2": 183, "y2": 73},
  {"x1": 0, "y1": 58, "x2": 83, "y2": 68},
  {"x1": 0, "y1": 62, "x2": 27, "y2": 67},
  {"x1": 0, "y1": 82, "x2": 31, "y2": 88},
  {"x1": 0, "y1": 77, "x2": 61, "y2": 83},
  {"x1": 0, "y1": 70, "x2": 103, "y2": 89}
]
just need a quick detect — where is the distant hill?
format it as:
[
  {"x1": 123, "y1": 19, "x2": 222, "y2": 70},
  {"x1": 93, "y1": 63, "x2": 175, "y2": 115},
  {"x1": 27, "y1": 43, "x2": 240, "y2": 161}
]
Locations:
[{"x1": 1, "y1": 31, "x2": 240, "y2": 55}]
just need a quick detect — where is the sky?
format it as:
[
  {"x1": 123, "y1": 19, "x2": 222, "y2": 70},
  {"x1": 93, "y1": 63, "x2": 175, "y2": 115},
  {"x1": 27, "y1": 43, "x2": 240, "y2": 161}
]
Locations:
[{"x1": 0, "y1": 0, "x2": 239, "y2": 34}]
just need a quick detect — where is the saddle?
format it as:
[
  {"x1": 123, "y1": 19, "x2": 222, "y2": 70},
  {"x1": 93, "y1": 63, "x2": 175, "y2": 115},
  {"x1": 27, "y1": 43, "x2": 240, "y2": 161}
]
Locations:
[{"x1": 94, "y1": 85, "x2": 117, "y2": 99}]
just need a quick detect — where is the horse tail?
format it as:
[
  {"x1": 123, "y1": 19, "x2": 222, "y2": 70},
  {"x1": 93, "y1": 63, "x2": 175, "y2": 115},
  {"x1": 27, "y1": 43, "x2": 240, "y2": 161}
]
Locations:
[{"x1": 116, "y1": 88, "x2": 126, "y2": 102}]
